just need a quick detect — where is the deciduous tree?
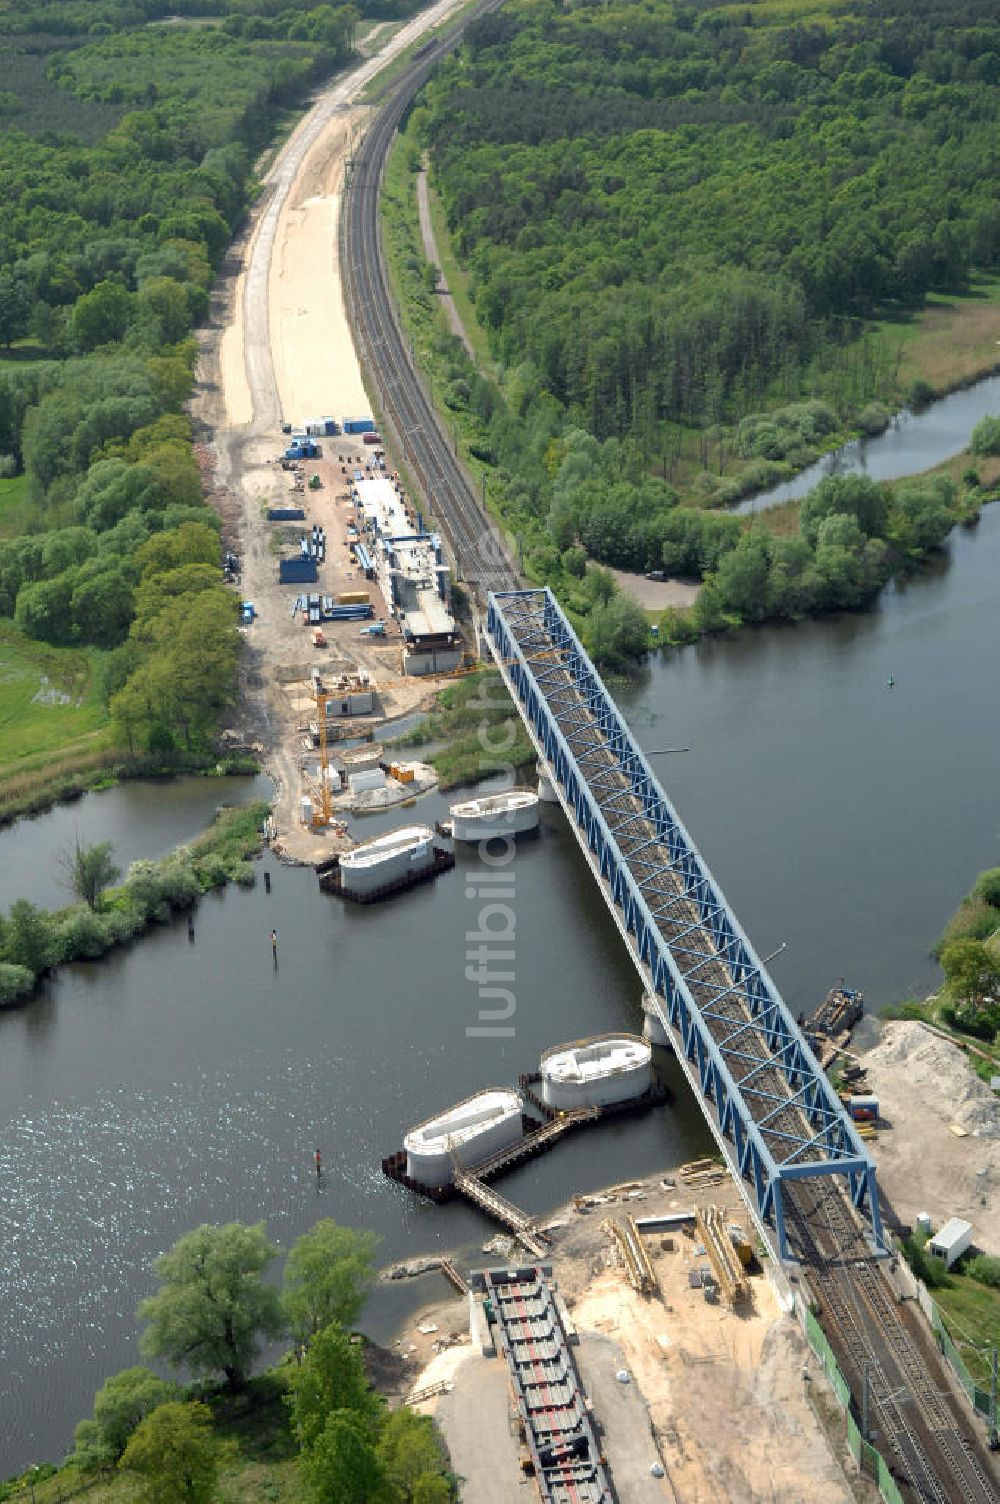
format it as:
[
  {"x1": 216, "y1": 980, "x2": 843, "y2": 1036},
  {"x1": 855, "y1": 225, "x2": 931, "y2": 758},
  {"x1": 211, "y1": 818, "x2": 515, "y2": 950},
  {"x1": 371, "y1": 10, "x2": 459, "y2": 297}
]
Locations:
[
  {"x1": 119, "y1": 1401, "x2": 224, "y2": 1504},
  {"x1": 138, "y1": 1222, "x2": 285, "y2": 1389},
  {"x1": 283, "y1": 1220, "x2": 379, "y2": 1347}
]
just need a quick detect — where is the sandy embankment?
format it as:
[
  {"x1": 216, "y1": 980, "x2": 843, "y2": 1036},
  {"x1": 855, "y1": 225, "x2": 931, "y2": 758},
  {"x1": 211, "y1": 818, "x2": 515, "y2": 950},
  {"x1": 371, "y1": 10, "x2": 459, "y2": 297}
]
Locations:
[
  {"x1": 863, "y1": 1019, "x2": 1000, "y2": 1249},
  {"x1": 196, "y1": 0, "x2": 472, "y2": 856}
]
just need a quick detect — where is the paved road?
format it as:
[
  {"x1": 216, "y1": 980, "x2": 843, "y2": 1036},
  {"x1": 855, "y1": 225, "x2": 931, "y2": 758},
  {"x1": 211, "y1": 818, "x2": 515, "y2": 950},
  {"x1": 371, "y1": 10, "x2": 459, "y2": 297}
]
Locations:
[{"x1": 435, "y1": 1353, "x2": 524, "y2": 1504}]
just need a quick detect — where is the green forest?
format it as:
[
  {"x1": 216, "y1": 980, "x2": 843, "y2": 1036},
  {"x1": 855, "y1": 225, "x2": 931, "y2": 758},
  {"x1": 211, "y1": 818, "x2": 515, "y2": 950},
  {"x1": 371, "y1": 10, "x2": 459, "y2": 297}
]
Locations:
[
  {"x1": 0, "y1": 0, "x2": 420, "y2": 799},
  {"x1": 387, "y1": 0, "x2": 1000, "y2": 657}
]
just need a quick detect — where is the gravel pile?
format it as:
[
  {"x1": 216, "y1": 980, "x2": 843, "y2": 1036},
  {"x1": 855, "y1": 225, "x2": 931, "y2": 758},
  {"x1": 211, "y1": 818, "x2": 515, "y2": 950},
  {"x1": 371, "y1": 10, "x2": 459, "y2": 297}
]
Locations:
[{"x1": 866, "y1": 1021, "x2": 1000, "y2": 1138}]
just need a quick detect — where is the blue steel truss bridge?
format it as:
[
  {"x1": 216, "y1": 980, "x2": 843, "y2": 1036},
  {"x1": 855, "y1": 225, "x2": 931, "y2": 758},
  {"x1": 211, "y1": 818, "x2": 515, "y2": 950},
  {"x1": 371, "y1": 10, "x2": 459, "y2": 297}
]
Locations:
[
  {"x1": 486, "y1": 586, "x2": 999, "y2": 1504},
  {"x1": 487, "y1": 586, "x2": 879, "y2": 1260}
]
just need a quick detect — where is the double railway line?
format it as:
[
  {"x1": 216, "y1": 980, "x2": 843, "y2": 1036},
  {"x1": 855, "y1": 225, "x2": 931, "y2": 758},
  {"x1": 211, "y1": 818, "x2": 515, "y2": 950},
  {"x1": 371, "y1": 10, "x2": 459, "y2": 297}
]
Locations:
[
  {"x1": 340, "y1": 0, "x2": 519, "y2": 602},
  {"x1": 788, "y1": 1178, "x2": 997, "y2": 1504},
  {"x1": 490, "y1": 590, "x2": 1000, "y2": 1504}
]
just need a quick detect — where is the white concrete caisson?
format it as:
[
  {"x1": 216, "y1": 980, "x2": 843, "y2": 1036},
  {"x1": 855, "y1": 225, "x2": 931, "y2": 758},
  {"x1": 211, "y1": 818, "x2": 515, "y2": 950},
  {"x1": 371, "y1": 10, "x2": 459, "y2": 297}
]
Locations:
[
  {"x1": 540, "y1": 1033, "x2": 653, "y2": 1111},
  {"x1": 404, "y1": 1088, "x2": 523, "y2": 1187},
  {"x1": 338, "y1": 824, "x2": 435, "y2": 896},
  {"x1": 449, "y1": 789, "x2": 540, "y2": 842}
]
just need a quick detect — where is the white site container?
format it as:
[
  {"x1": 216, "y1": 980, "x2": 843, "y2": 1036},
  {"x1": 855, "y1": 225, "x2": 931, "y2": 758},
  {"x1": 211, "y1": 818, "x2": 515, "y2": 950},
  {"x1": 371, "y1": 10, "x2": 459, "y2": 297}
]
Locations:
[
  {"x1": 928, "y1": 1217, "x2": 973, "y2": 1269},
  {"x1": 404, "y1": 1088, "x2": 523, "y2": 1187},
  {"x1": 540, "y1": 1033, "x2": 653, "y2": 1111},
  {"x1": 347, "y1": 767, "x2": 386, "y2": 795}
]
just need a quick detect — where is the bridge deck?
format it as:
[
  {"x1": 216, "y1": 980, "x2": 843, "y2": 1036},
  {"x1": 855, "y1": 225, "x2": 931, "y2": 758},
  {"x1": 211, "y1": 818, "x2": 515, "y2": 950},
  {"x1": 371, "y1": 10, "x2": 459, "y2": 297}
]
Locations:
[{"x1": 487, "y1": 588, "x2": 882, "y2": 1259}]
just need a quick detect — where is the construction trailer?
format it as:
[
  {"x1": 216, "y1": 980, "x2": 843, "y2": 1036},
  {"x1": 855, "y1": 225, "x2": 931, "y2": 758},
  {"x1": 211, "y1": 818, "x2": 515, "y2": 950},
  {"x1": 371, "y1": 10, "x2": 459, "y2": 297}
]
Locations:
[{"x1": 928, "y1": 1217, "x2": 973, "y2": 1270}]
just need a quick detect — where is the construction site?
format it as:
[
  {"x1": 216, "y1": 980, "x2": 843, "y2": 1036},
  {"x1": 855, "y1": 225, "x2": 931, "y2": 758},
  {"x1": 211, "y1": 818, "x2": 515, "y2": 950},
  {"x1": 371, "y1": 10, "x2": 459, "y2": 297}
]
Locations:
[{"x1": 394, "y1": 1164, "x2": 864, "y2": 1504}]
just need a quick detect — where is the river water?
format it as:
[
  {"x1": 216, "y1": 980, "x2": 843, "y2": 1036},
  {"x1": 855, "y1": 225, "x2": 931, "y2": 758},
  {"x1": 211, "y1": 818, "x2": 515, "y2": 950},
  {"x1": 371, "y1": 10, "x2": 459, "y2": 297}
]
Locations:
[
  {"x1": 736, "y1": 371, "x2": 1000, "y2": 513},
  {"x1": 2, "y1": 399, "x2": 1000, "y2": 1473}
]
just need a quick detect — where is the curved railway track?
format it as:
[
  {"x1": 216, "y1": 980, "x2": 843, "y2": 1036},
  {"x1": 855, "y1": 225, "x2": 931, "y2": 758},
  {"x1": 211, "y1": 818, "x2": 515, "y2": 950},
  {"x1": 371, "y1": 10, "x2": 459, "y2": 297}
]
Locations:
[{"x1": 340, "y1": 0, "x2": 519, "y2": 602}]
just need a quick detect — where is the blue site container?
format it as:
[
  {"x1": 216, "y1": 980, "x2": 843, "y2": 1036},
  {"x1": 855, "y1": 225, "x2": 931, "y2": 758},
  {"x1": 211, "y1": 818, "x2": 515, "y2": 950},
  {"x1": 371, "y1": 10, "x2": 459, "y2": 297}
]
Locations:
[
  {"x1": 267, "y1": 507, "x2": 306, "y2": 521},
  {"x1": 279, "y1": 557, "x2": 318, "y2": 585},
  {"x1": 326, "y1": 603, "x2": 373, "y2": 621},
  {"x1": 342, "y1": 417, "x2": 375, "y2": 435}
]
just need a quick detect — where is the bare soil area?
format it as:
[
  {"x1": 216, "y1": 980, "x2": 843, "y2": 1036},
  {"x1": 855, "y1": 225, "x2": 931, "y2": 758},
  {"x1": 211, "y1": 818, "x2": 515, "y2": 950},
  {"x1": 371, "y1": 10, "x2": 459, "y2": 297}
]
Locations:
[
  {"x1": 399, "y1": 1171, "x2": 867, "y2": 1504},
  {"x1": 862, "y1": 1019, "x2": 1000, "y2": 1249},
  {"x1": 605, "y1": 566, "x2": 702, "y2": 611},
  {"x1": 192, "y1": 0, "x2": 474, "y2": 866}
]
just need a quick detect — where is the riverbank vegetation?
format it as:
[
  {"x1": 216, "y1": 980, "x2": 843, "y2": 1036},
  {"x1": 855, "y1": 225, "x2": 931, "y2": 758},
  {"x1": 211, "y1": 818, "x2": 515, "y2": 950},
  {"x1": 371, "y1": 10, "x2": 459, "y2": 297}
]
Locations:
[
  {"x1": 0, "y1": 0, "x2": 421, "y2": 811},
  {"x1": 384, "y1": 0, "x2": 1000, "y2": 660},
  {"x1": 390, "y1": 668, "x2": 535, "y2": 789},
  {"x1": 887, "y1": 864, "x2": 1000, "y2": 1084},
  {"x1": 2, "y1": 1215, "x2": 454, "y2": 1503},
  {"x1": 0, "y1": 801, "x2": 269, "y2": 1008}
]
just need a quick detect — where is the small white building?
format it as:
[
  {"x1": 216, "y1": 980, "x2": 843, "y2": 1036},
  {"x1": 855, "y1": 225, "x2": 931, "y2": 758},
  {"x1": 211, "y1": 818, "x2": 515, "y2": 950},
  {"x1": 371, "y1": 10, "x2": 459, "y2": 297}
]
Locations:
[
  {"x1": 928, "y1": 1217, "x2": 973, "y2": 1269},
  {"x1": 347, "y1": 767, "x2": 386, "y2": 796}
]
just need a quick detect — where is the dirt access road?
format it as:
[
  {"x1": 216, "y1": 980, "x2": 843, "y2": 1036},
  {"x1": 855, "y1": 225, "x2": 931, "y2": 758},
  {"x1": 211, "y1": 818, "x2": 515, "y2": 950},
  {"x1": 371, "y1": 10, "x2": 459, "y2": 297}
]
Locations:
[{"x1": 194, "y1": 3, "x2": 469, "y2": 862}]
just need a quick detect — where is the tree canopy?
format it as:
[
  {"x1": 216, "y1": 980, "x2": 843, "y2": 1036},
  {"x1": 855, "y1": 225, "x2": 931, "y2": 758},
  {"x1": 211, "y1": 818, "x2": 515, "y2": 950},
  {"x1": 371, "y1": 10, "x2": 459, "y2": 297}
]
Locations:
[
  {"x1": 283, "y1": 1218, "x2": 380, "y2": 1346},
  {"x1": 119, "y1": 1401, "x2": 224, "y2": 1504},
  {"x1": 138, "y1": 1221, "x2": 285, "y2": 1389}
]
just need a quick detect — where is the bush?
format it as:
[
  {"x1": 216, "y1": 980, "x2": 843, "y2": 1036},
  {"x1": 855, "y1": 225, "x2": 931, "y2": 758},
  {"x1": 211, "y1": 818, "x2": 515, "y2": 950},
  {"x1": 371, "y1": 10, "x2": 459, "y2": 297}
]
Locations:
[
  {"x1": 857, "y1": 401, "x2": 890, "y2": 436},
  {"x1": 0, "y1": 961, "x2": 36, "y2": 1007},
  {"x1": 156, "y1": 857, "x2": 201, "y2": 910},
  {"x1": 966, "y1": 1254, "x2": 1000, "y2": 1289},
  {"x1": 907, "y1": 378, "x2": 935, "y2": 408},
  {"x1": 123, "y1": 860, "x2": 175, "y2": 922},
  {"x1": 901, "y1": 1231, "x2": 949, "y2": 1288},
  {"x1": 54, "y1": 905, "x2": 115, "y2": 963},
  {"x1": 103, "y1": 904, "x2": 147, "y2": 945},
  {"x1": 971, "y1": 415, "x2": 1000, "y2": 457},
  {"x1": 974, "y1": 868, "x2": 1000, "y2": 909}
]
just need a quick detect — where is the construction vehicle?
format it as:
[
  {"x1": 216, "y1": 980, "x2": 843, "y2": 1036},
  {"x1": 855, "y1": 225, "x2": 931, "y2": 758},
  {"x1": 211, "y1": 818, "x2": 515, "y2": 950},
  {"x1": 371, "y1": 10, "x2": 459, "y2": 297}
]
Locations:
[{"x1": 311, "y1": 627, "x2": 327, "y2": 648}]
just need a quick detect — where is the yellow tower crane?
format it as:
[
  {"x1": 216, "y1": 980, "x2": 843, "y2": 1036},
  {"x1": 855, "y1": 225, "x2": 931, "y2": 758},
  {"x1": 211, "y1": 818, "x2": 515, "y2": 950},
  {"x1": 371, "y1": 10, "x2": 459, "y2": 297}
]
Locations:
[{"x1": 311, "y1": 688, "x2": 334, "y2": 828}]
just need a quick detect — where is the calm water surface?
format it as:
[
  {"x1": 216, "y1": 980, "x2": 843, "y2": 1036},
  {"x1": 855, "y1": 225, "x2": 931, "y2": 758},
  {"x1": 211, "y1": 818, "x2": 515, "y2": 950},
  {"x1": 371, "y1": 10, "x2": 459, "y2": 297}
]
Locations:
[
  {"x1": 2, "y1": 508, "x2": 999, "y2": 1473},
  {"x1": 737, "y1": 372, "x2": 1000, "y2": 512},
  {"x1": 0, "y1": 775, "x2": 271, "y2": 912}
]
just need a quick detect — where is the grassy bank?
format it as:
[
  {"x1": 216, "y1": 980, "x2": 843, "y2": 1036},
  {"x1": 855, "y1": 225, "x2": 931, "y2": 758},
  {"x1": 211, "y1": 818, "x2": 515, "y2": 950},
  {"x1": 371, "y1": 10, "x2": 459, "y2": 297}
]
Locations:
[
  {"x1": 0, "y1": 799, "x2": 270, "y2": 1009},
  {"x1": 390, "y1": 669, "x2": 535, "y2": 790}
]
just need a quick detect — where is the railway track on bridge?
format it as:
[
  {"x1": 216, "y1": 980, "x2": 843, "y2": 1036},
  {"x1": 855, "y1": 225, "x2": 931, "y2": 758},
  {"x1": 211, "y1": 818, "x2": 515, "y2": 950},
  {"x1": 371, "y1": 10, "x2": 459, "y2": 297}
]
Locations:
[
  {"x1": 338, "y1": 27, "x2": 1000, "y2": 1500},
  {"x1": 488, "y1": 589, "x2": 1000, "y2": 1504},
  {"x1": 340, "y1": 2, "x2": 519, "y2": 603}
]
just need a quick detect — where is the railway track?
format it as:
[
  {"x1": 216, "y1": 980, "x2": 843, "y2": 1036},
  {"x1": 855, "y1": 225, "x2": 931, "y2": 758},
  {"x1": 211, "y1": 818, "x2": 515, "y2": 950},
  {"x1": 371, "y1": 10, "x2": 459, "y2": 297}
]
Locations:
[
  {"x1": 340, "y1": 30, "x2": 1000, "y2": 1502},
  {"x1": 340, "y1": 1, "x2": 519, "y2": 604},
  {"x1": 491, "y1": 592, "x2": 1000, "y2": 1504},
  {"x1": 787, "y1": 1178, "x2": 998, "y2": 1504}
]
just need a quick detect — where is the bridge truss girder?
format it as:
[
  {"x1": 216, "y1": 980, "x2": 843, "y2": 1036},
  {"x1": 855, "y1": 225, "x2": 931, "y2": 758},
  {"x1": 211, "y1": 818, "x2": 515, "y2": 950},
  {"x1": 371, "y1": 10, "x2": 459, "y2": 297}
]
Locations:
[{"x1": 487, "y1": 588, "x2": 882, "y2": 1261}]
